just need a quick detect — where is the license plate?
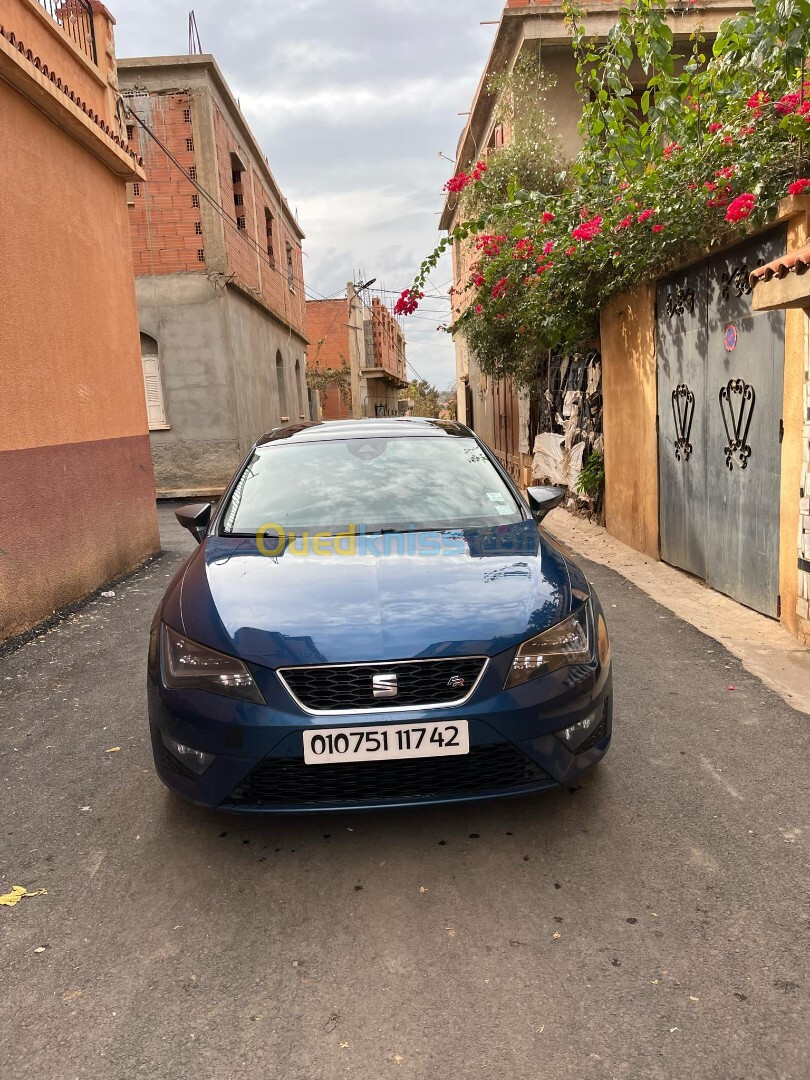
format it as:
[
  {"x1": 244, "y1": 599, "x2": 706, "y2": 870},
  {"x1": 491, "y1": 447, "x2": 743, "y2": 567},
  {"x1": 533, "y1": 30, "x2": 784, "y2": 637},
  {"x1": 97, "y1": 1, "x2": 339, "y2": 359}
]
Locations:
[{"x1": 303, "y1": 720, "x2": 469, "y2": 765}]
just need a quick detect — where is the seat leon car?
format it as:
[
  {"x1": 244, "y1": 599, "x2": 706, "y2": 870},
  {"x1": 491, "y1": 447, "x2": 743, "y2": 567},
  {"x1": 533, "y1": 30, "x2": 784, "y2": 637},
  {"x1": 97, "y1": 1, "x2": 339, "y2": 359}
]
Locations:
[{"x1": 148, "y1": 418, "x2": 612, "y2": 812}]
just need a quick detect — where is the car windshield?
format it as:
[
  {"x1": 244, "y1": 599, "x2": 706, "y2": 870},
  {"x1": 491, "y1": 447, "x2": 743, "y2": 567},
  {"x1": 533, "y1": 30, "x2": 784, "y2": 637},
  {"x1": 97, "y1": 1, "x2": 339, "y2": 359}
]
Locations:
[{"x1": 220, "y1": 435, "x2": 524, "y2": 535}]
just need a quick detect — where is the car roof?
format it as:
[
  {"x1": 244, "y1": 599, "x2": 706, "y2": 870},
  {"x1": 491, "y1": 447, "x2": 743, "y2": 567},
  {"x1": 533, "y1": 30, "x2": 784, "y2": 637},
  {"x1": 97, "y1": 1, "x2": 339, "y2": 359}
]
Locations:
[{"x1": 255, "y1": 417, "x2": 473, "y2": 446}]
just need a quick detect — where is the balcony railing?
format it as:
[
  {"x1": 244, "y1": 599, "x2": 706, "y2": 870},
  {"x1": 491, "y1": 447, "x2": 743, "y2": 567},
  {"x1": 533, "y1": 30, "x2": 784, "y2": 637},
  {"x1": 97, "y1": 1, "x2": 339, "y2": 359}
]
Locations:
[{"x1": 37, "y1": 0, "x2": 97, "y2": 64}]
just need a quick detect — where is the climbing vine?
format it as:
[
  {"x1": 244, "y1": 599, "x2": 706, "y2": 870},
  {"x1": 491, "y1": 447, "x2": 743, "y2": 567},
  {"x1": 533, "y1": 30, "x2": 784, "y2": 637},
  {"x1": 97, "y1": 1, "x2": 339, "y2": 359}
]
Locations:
[{"x1": 395, "y1": 0, "x2": 810, "y2": 386}]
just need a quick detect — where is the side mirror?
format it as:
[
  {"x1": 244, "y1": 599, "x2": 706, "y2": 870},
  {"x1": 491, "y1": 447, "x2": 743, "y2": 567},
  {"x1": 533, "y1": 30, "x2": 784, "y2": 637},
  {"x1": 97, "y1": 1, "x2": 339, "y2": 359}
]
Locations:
[
  {"x1": 175, "y1": 502, "x2": 212, "y2": 543},
  {"x1": 526, "y1": 485, "x2": 566, "y2": 522}
]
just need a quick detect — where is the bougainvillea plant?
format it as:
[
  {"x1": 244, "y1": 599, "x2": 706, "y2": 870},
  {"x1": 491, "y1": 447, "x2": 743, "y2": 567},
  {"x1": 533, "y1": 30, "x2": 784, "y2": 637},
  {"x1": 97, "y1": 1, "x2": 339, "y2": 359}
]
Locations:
[{"x1": 396, "y1": 0, "x2": 810, "y2": 384}]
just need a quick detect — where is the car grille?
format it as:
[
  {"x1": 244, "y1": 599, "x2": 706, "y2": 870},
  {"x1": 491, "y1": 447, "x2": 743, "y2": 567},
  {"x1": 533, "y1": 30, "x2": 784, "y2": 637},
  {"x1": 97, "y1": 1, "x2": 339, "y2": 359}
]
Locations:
[
  {"x1": 225, "y1": 742, "x2": 552, "y2": 808},
  {"x1": 279, "y1": 657, "x2": 487, "y2": 713}
]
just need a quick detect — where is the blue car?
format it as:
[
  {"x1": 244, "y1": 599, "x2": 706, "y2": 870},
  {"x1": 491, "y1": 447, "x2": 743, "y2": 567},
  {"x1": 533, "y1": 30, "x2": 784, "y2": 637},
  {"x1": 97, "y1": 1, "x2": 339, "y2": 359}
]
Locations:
[{"x1": 148, "y1": 418, "x2": 612, "y2": 812}]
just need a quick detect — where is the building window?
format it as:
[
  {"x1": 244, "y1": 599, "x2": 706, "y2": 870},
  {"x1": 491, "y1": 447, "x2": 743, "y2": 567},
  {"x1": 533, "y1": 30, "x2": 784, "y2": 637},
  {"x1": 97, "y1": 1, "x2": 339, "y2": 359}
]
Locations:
[
  {"x1": 286, "y1": 242, "x2": 295, "y2": 291},
  {"x1": 140, "y1": 333, "x2": 169, "y2": 430},
  {"x1": 191, "y1": 193, "x2": 199, "y2": 208},
  {"x1": 126, "y1": 124, "x2": 134, "y2": 142},
  {"x1": 276, "y1": 350, "x2": 289, "y2": 420},
  {"x1": 189, "y1": 166, "x2": 197, "y2": 180},
  {"x1": 197, "y1": 248, "x2": 205, "y2": 262},
  {"x1": 265, "y1": 208, "x2": 275, "y2": 265},
  {"x1": 230, "y1": 152, "x2": 246, "y2": 231},
  {"x1": 185, "y1": 138, "x2": 194, "y2": 152},
  {"x1": 195, "y1": 222, "x2": 202, "y2": 235},
  {"x1": 183, "y1": 108, "x2": 191, "y2": 123},
  {"x1": 133, "y1": 182, "x2": 140, "y2": 196}
]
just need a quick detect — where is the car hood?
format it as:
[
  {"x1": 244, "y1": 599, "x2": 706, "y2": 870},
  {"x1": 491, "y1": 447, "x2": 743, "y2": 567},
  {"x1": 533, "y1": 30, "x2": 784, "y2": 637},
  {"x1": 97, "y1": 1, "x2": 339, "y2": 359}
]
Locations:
[{"x1": 174, "y1": 521, "x2": 573, "y2": 667}]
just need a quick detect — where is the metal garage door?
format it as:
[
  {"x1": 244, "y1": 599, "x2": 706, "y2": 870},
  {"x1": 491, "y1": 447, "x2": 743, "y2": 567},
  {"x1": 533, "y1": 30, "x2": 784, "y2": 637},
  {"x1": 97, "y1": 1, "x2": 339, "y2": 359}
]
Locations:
[{"x1": 657, "y1": 228, "x2": 786, "y2": 617}]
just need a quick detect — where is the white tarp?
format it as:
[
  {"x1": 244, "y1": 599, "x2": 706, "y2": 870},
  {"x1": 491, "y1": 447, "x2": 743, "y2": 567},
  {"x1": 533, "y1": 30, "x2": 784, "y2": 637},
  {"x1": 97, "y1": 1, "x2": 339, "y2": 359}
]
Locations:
[{"x1": 531, "y1": 432, "x2": 586, "y2": 490}]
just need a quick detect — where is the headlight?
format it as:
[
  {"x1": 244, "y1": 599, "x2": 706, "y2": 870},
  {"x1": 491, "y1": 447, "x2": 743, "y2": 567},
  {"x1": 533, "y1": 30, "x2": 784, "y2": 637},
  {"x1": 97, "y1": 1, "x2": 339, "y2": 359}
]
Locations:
[
  {"x1": 161, "y1": 623, "x2": 266, "y2": 704},
  {"x1": 504, "y1": 605, "x2": 591, "y2": 689}
]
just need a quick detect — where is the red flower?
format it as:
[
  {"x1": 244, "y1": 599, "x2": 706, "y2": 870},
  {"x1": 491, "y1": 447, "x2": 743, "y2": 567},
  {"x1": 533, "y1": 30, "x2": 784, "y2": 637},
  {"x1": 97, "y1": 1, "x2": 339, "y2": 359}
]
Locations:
[
  {"x1": 565, "y1": 245, "x2": 576, "y2": 256},
  {"x1": 471, "y1": 160, "x2": 488, "y2": 181},
  {"x1": 474, "y1": 304, "x2": 483, "y2": 314},
  {"x1": 541, "y1": 211, "x2": 555, "y2": 224},
  {"x1": 543, "y1": 240, "x2": 554, "y2": 255},
  {"x1": 722, "y1": 135, "x2": 734, "y2": 147},
  {"x1": 663, "y1": 142, "x2": 681, "y2": 159},
  {"x1": 637, "y1": 209, "x2": 655, "y2": 224},
  {"x1": 715, "y1": 166, "x2": 735, "y2": 180},
  {"x1": 394, "y1": 289, "x2": 421, "y2": 316},
  {"x1": 708, "y1": 122, "x2": 723, "y2": 133},
  {"x1": 475, "y1": 234, "x2": 506, "y2": 258},
  {"x1": 512, "y1": 238, "x2": 535, "y2": 260},
  {"x1": 444, "y1": 172, "x2": 471, "y2": 193},
  {"x1": 747, "y1": 91, "x2": 769, "y2": 118},
  {"x1": 491, "y1": 276, "x2": 509, "y2": 300},
  {"x1": 496, "y1": 313, "x2": 505, "y2": 320},
  {"x1": 616, "y1": 215, "x2": 634, "y2": 230},
  {"x1": 788, "y1": 178, "x2": 810, "y2": 195},
  {"x1": 571, "y1": 214, "x2": 603, "y2": 242},
  {"x1": 652, "y1": 224, "x2": 666, "y2": 233},
  {"x1": 725, "y1": 193, "x2": 756, "y2": 223},
  {"x1": 776, "y1": 93, "x2": 799, "y2": 116}
]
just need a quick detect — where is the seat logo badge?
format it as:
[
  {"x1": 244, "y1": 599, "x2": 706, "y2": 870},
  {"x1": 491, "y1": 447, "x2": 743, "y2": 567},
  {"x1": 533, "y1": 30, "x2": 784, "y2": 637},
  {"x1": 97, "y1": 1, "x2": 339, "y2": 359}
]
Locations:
[
  {"x1": 372, "y1": 673, "x2": 398, "y2": 698},
  {"x1": 447, "y1": 675, "x2": 465, "y2": 690}
]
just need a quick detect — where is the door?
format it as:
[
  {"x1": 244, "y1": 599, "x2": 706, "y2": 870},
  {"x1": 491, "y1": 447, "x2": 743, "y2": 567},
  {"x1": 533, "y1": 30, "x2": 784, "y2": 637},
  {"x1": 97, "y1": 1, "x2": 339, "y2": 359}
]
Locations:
[
  {"x1": 493, "y1": 377, "x2": 521, "y2": 481},
  {"x1": 657, "y1": 228, "x2": 786, "y2": 617},
  {"x1": 657, "y1": 262, "x2": 709, "y2": 580},
  {"x1": 705, "y1": 232, "x2": 785, "y2": 616},
  {"x1": 464, "y1": 379, "x2": 474, "y2": 431}
]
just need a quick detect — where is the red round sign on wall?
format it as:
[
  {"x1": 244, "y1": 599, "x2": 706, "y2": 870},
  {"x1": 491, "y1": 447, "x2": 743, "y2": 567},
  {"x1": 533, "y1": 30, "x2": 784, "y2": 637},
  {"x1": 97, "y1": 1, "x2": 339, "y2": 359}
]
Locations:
[{"x1": 724, "y1": 323, "x2": 738, "y2": 352}]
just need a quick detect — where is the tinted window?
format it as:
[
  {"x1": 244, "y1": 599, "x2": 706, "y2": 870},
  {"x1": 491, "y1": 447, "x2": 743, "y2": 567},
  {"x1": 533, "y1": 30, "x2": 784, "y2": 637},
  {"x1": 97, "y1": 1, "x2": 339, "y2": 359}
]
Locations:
[{"x1": 221, "y1": 436, "x2": 523, "y2": 535}]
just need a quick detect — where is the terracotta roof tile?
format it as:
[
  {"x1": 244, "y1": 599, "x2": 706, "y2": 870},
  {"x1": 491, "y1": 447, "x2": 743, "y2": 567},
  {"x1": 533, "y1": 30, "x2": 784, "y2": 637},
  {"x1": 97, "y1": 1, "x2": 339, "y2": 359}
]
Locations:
[{"x1": 750, "y1": 243, "x2": 810, "y2": 284}]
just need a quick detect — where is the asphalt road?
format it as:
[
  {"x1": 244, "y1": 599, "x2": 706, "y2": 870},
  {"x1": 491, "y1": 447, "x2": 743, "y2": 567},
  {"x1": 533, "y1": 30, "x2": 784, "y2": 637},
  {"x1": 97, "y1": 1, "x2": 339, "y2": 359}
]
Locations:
[{"x1": 1, "y1": 503, "x2": 807, "y2": 1080}]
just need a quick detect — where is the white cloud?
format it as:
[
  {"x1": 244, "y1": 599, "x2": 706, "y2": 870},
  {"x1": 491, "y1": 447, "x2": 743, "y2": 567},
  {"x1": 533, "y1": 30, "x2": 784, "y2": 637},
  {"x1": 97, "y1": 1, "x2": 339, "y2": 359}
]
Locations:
[{"x1": 239, "y1": 74, "x2": 478, "y2": 129}]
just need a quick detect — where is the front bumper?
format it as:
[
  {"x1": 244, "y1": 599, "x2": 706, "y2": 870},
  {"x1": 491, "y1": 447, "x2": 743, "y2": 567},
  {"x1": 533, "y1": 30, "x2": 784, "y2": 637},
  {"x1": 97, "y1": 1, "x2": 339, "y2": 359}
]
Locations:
[{"x1": 147, "y1": 625, "x2": 612, "y2": 813}]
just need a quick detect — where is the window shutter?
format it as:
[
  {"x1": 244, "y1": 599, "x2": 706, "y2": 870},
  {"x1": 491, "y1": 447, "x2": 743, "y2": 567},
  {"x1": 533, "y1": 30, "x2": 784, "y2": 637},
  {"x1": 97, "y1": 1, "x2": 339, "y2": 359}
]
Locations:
[{"x1": 142, "y1": 356, "x2": 167, "y2": 428}]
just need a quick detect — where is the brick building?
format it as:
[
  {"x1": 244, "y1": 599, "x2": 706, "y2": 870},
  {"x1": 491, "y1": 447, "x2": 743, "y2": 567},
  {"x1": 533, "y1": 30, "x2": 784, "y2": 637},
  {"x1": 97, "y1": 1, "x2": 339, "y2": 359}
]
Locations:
[
  {"x1": 306, "y1": 286, "x2": 407, "y2": 420},
  {"x1": 0, "y1": 0, "x2": 159, "y2": 641},
  {"x1": 118, "y1": 55, "x2": 310, "y2": 494}
]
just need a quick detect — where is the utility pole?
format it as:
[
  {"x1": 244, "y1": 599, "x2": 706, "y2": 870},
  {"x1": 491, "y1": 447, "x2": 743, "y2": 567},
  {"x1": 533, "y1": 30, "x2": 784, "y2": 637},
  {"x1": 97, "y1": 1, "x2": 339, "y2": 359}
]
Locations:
[{"x1": 346, "y1": 282, "x2": 364, "y2": 420}]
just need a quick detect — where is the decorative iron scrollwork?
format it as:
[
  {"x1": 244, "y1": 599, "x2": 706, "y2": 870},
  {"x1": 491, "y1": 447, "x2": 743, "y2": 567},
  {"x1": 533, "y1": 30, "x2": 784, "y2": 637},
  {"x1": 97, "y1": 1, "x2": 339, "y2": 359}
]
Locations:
[
  {"x1": 665, "y1": 287, "x2": 695, "y2": 318},
  {"x1": 720, "y1": 265, "x2": 753, "y2": 300},
  {"x1": 671, "y1": 384, "x2": 695, "y2": 461},
  {"x1": 719, "y1": 379, "x2": 755, "y2": 469}
]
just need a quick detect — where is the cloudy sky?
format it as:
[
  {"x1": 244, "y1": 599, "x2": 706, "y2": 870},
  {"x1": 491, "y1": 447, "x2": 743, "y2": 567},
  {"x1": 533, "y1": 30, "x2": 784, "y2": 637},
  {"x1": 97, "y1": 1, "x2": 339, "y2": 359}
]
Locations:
[{"x1": 115, "y1": 0, "x2": 501, "y2": 389}]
